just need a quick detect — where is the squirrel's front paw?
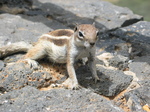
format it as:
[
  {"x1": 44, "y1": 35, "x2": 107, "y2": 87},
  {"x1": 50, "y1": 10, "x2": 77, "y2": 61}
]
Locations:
[
  {"x1": 23, "y1": 59, "x2": 39, "y2": 70},
  {"x1": 62, "y1": 78, "x2": 81, "y2": 90},
  {"x1": 94, "y1": 76, "x2": 100, "y2": 83}
]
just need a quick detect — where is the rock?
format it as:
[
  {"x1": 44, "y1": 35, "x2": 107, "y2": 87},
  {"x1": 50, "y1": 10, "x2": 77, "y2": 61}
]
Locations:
[
  {"x1": 96, "y1": 38, "x2": 131, "y2": 56},
  {"x1": 138, "y1": 80, "x2": 150, "y2": 87},
  {"x1": 0, "y1": 0, "x2": 32, "y2": 8},
  {"x1": 0, "y1": 86, "x2": 123, "y2": 112},
  {"x1": 128, "y1": 56, "x2": 150, "y2": 82},
  {"x1": 0, "y1": 0, "x2": 32, "y2": 14},
  {"x1": 3, "y1": 54, "x2": 24, "y2": 63},
  {"x1": 96, "y1": 38, "x2": 131, "y2": 70},
  {"x1": 107, "y1": 55, "x2": 129, "y2": 70},
  {"x1": 76, "y1": 65, "x2": 133, "y2": 96},
  {"x1": 111, "y1": 21, "x2": 150, "y2": 56},
  {"x1": 0, "y1": 62, "x2": 54, "y2": 92},
  {"x1": 0, "y1": 0, "x2": 148, "y2": 111},
  {"x1": 32, "y1": 0, "x2": 143, "y2": 31},
  {"x1": 0, "y1": 60, "x2": 133, "y2": 97},
  {"x1": 110, "y1": 21, "x2": 150, "y2": 111},
  {"x1": 0, "y1": 13, "x2": 68, "y2": 47},
  {"x1": 125, "y1": 86, "x2": 150, "y2": 112}
]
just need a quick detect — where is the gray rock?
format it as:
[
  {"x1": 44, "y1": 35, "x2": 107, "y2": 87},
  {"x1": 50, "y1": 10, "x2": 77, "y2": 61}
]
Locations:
[
  {"x1": 96, "y1": 38, "x2": 131, "y2": 56},
  {"x1": 32, "y1": 0, "x2": 143, "y2": 31},
  {"x1": 0, "y1": 62, "x2": 54, "y2": 92},
  {"x1": 0, "y1": 13, "x2": 68, "y2": 47},
  {"x1": 0, "y1": 0, "x2": 32, "y2": 14},
  {"x1": 0, "y1": 61, "x2": 133, "y2": 97},
  {"x1": 0, "y1": 86, "x2": 123, "y2": 112},
  {"x1": 96, "y1": 38, "x2": 130, "y2": 70},
  {"x1": 112, "y1": 21, "x2": 150, "y2": 56},
  {"x1": 0, "y1": 0, "x2": 32, "y2": 8},
  {"x1": 125, "y1": 86, "x2": 150, "y2": 112},
  {"x1": 128, "y1": 56, "x2": 150, "y2": 81},
  {"x1": 3, "y1": 54, "x2": 24, "y2": 63},
  {"x1": 108, "y1": 55, "x2": 129, "y2": 70},
  {"x1": 138, "y1": 80, "x2": 150, "y2": 87},
  {"x1": 76, "y1": 65, "x2": 133, "y2": 96}
]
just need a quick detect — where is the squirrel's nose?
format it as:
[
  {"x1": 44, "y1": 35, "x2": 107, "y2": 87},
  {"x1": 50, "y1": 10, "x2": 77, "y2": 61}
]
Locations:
[{"x1": 90, "y1": 43, "x2": 95, "y2": 46}]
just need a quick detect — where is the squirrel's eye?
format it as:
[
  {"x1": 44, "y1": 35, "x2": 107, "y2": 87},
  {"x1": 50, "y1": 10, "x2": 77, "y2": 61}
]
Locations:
[{"x1": 79, "y1": 31, "x2": 84, "y2": 37}]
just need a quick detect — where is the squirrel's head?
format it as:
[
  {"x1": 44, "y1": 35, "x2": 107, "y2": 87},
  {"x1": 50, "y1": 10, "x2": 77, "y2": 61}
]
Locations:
[{"x1": 74, "y1": 24, "x2": 99, "y2": 48}]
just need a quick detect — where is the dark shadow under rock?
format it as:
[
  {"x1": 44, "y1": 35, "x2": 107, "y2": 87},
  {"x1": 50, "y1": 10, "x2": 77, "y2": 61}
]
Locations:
[{"x1": 0, "y1": 86, "x2": 123, "y2": 112}]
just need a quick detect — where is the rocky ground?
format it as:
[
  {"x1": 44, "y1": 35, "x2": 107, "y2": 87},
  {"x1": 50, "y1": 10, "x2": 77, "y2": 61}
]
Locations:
[{"x1": 0, "y1": 0, "x2": 150, "y2": 112}]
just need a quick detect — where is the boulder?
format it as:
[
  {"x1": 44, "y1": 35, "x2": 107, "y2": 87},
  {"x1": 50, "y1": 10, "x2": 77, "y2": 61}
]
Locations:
[
  {"x1": 128, "y1": 56, "x2": 150, "y2": 82},
  {"x1": 76, "y1": 65, "x2": 133, "y2": 96},
  {"x1": 96, "y1": 37, "x2": 131, "y2": 70},
  {"x1": 0, "y1": 13, "x2": 68, "y2": 47},
  {"x1": 0, "y1": 60, "x2": 133, "y2": 97},
  {"x1": 0, "y1": 86, "x2": 123, "y2": 112},
  {"x1": 112, "y1": 21, "x2": 150, "y2": 56},
  {"x1": 111, "y1": 21, "x2": 150, "y2": 111},
  {"x1": 32, "y1": 0, "x2": 143, "y2": 31},
  {"x1": 0, "y1": 0, "x2": 32, "y2": 14},
  {"x1": 0, "y1": 62, "x2": 54, "y2": 92},
  {"x1": 0, "y1": 0, "x2": 149, "y2": 111},
  {"x1": 125, "y1": 87, "x2": 150, "y2": 112}
]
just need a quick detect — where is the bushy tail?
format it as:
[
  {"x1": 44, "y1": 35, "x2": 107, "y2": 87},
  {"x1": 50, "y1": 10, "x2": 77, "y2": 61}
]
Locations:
[{"x1": 0, "y1": 41, "x2": 33, "y2": 58}]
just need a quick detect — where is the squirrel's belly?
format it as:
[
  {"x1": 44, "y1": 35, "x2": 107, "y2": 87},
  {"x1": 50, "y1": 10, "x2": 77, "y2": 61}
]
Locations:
[{"x1": 48, "y1": 45, "x2": 67, "y2": 63}]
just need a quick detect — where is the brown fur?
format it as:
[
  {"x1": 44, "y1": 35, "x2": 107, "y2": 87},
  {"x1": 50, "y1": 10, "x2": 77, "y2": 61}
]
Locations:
[
  {"x1": 40, "y1": 36, "x2": 68, "y2": 46},
  {"x1": 47, "y1": 29, "x2": 74, "y2": 37},
  {"x1": 25, "y1": 44, "x2": 45, "y2": 60}
]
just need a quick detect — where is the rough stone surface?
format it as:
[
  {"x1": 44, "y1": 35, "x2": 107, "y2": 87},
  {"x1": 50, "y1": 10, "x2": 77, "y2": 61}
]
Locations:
[
  {"x1": 0, "y1": 0, "x2": 150, "y2": 112},
  {"x1": 32, "y1": 0, "x2": 143, "y2": 31},
  {"x1": 3, "y1": 54, "x2": 24, "y2": 63},
  {"x1": 96, "y1": 37, "x2": 131, "y2": 70},
  {"x1": 0, "y1": 60, "x2": 133, "y2": 97},
  {"x1": 0, "y1": 0, "x2": 32, "y2": 8},
  {"x1": 0, "y1": 0, "x2": 32, "y2": 14},
  {"x1": 76, "y1": 65, "x2": 133, "y2": 96},
  {"x1": 0, "y1": 62, "x2": 54, "y2": 92},
  {"x1": 128, "y1": 56, "x2": 150, "y2": 81},
  {"x1": 0, "y1": 86, "x2": 123, "y2": 112},
  {"x1": 125, "y1": 87, "x2": 150, "y2": 112},
  {"x1": 138, "y1": 80, "x2": 150, "y2": 87},
  {"x1": 0, "y1": 13, "x2": 68, "y2": 47},
  {"x1": 107, "y1": 55, "x2": 129, "y2": 70},
  {"x1": 112, "y1": 21, "x2": 150, "y2": 56}
]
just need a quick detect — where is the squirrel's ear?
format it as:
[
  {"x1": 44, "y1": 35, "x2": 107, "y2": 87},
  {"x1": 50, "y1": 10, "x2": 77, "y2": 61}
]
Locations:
[
  {"x1": 92, "y1": 22, "x2": 95, "y2": 26},
  {"x1": 74, "y1": 23, "x2": 79, "y2": 32},
  {"x1": 96, "y1": 29, "x2": 99, "y2": 37},
  {"x1": 74, "y1": 27, "x2": 77, "y2": 32}
]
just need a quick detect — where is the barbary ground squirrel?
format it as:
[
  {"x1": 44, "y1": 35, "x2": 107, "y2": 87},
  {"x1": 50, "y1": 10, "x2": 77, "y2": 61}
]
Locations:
[{"x1": 0, "y1": 24, "x2": 100, "y2": 89}]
